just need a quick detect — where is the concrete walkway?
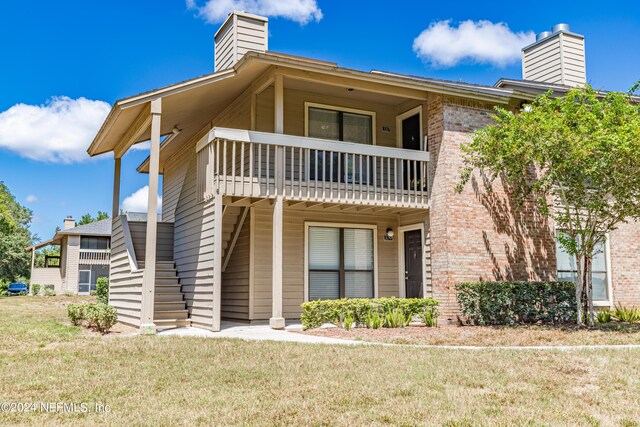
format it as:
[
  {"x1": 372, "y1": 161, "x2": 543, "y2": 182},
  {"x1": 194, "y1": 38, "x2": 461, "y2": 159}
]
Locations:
[
  {"x1": 157, "y1": 322, "x2": 640, "y2": 350},
  {"x1": 159, "y1": 322, "x2": 363, "y2": 345}
]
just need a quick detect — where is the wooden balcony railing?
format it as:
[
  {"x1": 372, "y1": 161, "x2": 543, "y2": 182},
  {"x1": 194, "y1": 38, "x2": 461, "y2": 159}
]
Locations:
[
  {"x1": 196, "y1": 128, "x2": 430, "y2": 208},
  {"x1": 79, "y1": 250, "x2": 110, "y2": 265}
]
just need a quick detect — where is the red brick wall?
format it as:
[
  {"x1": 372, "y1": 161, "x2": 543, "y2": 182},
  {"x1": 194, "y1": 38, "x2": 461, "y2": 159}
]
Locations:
[
  {"x1": 609, "y1": 221, "x2": 640, "y2": 307},
  {"x1": 428, "y1": 95, "x2": 557, "y2": 322}
]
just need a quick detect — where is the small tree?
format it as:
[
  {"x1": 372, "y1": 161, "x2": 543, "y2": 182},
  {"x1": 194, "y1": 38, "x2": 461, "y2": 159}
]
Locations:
[
  {"x1": 77, "y1": 211, "x2": 109, "y2": 226},
  {"x1": 457, "y1": 85, "x2": 640, "y2": 326}
]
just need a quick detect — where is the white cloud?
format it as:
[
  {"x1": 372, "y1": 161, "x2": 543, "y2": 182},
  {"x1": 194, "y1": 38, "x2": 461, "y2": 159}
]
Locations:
[
  {"x1": 121, "y1": 186, "x2": 162, "y2": 214},
  {"x1": 25, "y1": 194, "x2": 38, "y2": 203},
  {"x1": 0, "y1": 96, "x2": 110, "y2": 163},
  {"x1": 187, "y1": 0, "x2": 322, "y2": 25},
  {"x1": 413, "y1": 20, "x2": 535, "y2": 68}
]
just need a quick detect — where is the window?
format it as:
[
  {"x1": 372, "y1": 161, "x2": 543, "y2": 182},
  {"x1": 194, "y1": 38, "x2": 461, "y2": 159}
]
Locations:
[
  {"x1": 306, "y1": 104, "x2": 375, "y2": 184},
  {"x1": 80, "y1": 236, "x2": 110, "y2": 250},
  {"x1": 555, "y1": 234, "x2": 609, "y2": 302},
  {"x1": 307, "y1": 225, "x2": 375, "y2": 300}
]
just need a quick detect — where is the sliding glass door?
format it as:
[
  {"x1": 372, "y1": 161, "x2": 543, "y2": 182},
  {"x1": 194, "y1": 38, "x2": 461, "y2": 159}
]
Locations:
[{"x1": 307, "y1": 106, "x2": 373, "y2": 184}]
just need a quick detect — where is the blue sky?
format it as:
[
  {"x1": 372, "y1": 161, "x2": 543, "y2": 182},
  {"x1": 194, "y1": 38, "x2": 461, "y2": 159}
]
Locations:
[{"x1": 1, "y1": 0, "x2": 638, "y2": 241}]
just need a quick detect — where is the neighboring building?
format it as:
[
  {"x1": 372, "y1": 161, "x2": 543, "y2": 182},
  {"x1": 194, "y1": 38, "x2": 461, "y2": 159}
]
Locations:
[
  {"x1": 26, "y1": 217, "x2": 111, "y2": 295},
  {"x1": 85, "y1": 14, "x2": 640, "y2": 332}
]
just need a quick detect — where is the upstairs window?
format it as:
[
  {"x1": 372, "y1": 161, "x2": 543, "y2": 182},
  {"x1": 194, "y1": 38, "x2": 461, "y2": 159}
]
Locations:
[{"x1": 80, "y1": 236, "x2": 110, "y2": 250}]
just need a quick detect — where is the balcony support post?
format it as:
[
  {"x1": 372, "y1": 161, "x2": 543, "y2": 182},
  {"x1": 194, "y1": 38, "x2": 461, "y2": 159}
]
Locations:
[
  {"x1": 112, "y1": 156, "x2": 121, "y2": 219},
  {"x1": 140, "y1": 98, "x2": 161, "y2": 335},
  {"x1": 270, "y1": 195, "x2": 285, "y2": 329}
]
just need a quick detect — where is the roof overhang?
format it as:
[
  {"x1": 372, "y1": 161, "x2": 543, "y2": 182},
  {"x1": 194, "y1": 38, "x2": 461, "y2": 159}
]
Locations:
[
  {"x1": 89, "y1": 51, "x2": 521, "y2": 163},
  {"x1": 25, "y1": 238, "x2": 61, "y2": 252}
]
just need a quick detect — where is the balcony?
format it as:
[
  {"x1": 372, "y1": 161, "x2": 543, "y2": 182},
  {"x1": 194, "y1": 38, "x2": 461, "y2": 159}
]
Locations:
[
  {"x1": 196, "y1": 128, "x2": 430, "y2": 209},
  {"x1": 79, "y1": 249, "x2": 111, "y2": 265}
]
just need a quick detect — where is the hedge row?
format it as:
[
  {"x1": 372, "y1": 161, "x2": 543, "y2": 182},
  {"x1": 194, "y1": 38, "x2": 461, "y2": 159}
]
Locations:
[
  {"x1": 300, "y1": 297, "x2": 439, "y2": 330},
  {"x1": 455, "y1": 281, "x2": 576, "y2": 325}
]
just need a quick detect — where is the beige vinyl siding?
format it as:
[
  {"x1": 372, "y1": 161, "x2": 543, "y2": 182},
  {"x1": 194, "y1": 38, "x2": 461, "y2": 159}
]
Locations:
[
  {"x1": 128, "y1": 221, "x2": 174, "y2": 263},
  {"x1": 59, "y1": 235, "x2": 68, "y2": 291},
  {"x1": 523, "y1": 32, "x2": 585, "y2": 87},
  {"x1": 256, "y1": 87, "x2": 400, "y2": 148},
  {"x1": 31, "y1": 268, "x2": 62, "y2": 291},
  {"x1": 65, "y1": 235, "x2": 80, "y2": 293},
  {"x1": 163, "y1": 88, "x2": 252, "y2": 329},
  {"x1": 523, "y1": 37, "x2": 564, "y2": 84},
  {"x1": 250, "y1": 206, "x2": 402, "y2": 320},
  {"x1": 236, "y1": 16, "x2": 268, "y2": 57},
  {"x1": 561, "y1": 34, "x2": 586, "y2": 86},
  {"x1": 109, "y1": 216, "x2": 144, "y2": 327},
  {"x1": 214, "y1": 20, "x2": 235, "y2": 72},
  {"x1": 221, "y1": 211, "x2": 250, "y2": 320}
]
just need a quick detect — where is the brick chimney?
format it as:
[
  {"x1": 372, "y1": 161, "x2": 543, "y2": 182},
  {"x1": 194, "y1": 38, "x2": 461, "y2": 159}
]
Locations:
[{"x1": 63, "y1": 216, "x2": 76, "y2": 230}]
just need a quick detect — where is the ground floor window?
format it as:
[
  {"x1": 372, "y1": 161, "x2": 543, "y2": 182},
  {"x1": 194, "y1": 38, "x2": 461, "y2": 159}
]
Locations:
[
  {"x1": 555, "y1": 234, "x2": 609, "y2": 302},
  {"x1": 78, "y1": 264, "x2": 109, "y2": 295},
  {"x1": 307, "y1": 225, "x2": 374, "y2": 300}
]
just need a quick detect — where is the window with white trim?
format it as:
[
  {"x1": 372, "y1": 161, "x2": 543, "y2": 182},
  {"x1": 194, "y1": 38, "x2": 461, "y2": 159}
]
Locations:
[
  {"x1": 555, "y1": 233, "x2": 609, "y2": 302},
  {"x1": 308, "y1": 226, "x2": 374, "y2": 300}
]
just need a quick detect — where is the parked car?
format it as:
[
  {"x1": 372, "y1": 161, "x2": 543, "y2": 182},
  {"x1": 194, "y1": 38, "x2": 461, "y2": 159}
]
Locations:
[{"x1": 7, "y1": 283, "x2": 28, "y2": 296}]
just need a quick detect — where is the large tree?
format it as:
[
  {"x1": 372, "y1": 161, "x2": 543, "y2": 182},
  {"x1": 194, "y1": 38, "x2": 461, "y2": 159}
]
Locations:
[
  {"x1": 76, "y1": 211, "x2": 109, "y2": 226},
  {"x1": 0, "y1": 182, "x2": 34, "y2": 281},
  {"x1": 457, "y1": 85, "x2": 640, "y2": 326}
]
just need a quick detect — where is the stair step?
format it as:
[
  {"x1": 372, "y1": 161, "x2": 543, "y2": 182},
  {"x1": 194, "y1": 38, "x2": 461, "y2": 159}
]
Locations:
[
  {"x1": 155, "y1": 301, "x2": 187, "y2": 311},
  {"x1": 155, "y1": 318, "x2": 191, "y2": 329},
  {"x1": 155, "y1": 269, "x2": 178, "y2": 278},
  {"x1": 154, "y1": 309, "x2": 189, "y2": 320},
  {"x1": 155, "y1": 293, "x2": 185, "y2": 302},
  {"x1": 155, "y1": 285, "x2": 182, "y2": 294},
  {"x1": 155, "y1": 277, "x2": 179, "y2": 285}
]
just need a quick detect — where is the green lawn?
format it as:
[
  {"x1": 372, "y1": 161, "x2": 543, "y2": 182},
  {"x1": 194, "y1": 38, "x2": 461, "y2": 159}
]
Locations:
[{"x1": 2, "y1": 296, "x2": 640, "y2": 426}]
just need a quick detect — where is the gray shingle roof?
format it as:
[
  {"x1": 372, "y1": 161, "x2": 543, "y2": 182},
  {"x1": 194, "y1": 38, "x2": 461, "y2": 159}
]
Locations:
[{"x1": 58, "y1": 218, "x2": 112, "y2": 236}]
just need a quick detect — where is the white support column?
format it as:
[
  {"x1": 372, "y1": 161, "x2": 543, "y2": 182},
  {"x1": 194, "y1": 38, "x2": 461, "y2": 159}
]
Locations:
[
  {"x1": 274, "y1": 74, "x2": 284, "y2": 134},
  {"x1": 270, "y1": 195, "x2": 285, "y2": 329},
  {"x1": 140, "y1": 98, "x2": 161, "y2": 334},
  {"x1": 212, "y1": 193, "x2": 223, "y2": 332},
  {"x1": 112, "y1": 156, "x2": 121, "y2": 219}
]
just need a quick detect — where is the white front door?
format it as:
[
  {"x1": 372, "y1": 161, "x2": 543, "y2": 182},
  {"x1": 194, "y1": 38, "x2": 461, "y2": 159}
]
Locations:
[{"x1": 78, "y1": 270, "x2": 91, "y2": 295}]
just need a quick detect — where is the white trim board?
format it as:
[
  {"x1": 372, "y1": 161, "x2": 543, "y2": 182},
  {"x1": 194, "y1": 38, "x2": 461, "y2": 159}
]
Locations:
[
  {"x1": 395, "y1": 105, "x2": 423, "y2": 150},
  {"x1": 397, "y1": 223, "x2": 427, "y2": 298}
]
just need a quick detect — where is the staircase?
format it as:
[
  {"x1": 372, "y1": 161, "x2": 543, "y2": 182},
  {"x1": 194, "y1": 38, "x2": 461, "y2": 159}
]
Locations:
[{"x1": 139, "y1": 260, "x2": 190, "y2": 330}]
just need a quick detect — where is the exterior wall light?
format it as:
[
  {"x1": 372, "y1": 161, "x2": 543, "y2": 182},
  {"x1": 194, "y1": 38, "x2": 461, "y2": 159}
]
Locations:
[{"x1": 385, "y1": 228, "x2": 394, "y2": 241}]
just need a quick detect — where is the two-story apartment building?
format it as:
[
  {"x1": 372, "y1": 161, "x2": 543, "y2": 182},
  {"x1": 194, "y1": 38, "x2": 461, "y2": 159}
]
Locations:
[
  {"x1": 87, "y1": 13, "x2": 640, "y2": 332},
  {"x1": 26, "y1": 217, "x2": 111, "y2": 295}
]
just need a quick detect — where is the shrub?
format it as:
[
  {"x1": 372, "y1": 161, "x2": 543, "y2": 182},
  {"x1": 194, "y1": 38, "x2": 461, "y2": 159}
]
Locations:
[
  {"x1": 0, "y1": 280, "x2": 8, "y2": 296},
  {"x1": 96, "y1": 277, "x2": 109, "y2": 304},
  {"x1": 343, "y1": 312, "x2": 355, "y2": 331},
  {"x1": 384, "y1": 308, "x2": 411, "y2": 328},
  {"x1": 64, "y1": 291, "x2": 74, "y2": 297},
  {"x1": 596, "y1": 308, "x2": 612, "y2": 324},
  {"x1": 456, "y1": 281, "x2": 576, "y2": 326},
  {"x1": 31, "y1": 283, "x2": 41, "y2": 296},
  {"x1": 67, "y1": 303, "x2": 86, "y2": 326},
  {"x1": 86, "y1": 303, "x2": 117, "y2": 334},
  {"x1": 44, "y1": 286, "x2": 56, "y2": 297},
  {"x1": 365, "y1": 310, "x2": 382, "y2": 329},
  {"x1": 422, "y1": 306, "x2": 439, "y2": 327},
  {"x1": 612, "y1": 305, "x2": 640, "y2": 323},
  {"x1": 300, "y1": 297, "x2": 439, "y2": 330}
]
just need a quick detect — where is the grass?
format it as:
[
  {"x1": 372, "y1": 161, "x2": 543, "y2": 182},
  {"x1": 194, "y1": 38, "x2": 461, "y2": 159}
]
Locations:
[
  {"x1": 301, "y1": 323, "x2": 640, "y2": 347},
  {"x1": 2, "y1": 297, "x2": 640, "y2": 425}
]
